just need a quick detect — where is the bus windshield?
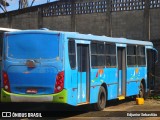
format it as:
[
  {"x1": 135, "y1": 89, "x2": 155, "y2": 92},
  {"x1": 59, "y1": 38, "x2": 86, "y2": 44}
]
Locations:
[{"x1": 6, "y1": 33, "x2": 59, "y2": 59}]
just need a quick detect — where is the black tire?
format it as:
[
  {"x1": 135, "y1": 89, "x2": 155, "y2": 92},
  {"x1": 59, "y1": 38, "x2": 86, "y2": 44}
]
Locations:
[
  {"x1": 138, "y1": 83, "x2": 145, "y2": 98},
  {"x1": 94, "y1": 86, "x2": 106, "y2": 111}
]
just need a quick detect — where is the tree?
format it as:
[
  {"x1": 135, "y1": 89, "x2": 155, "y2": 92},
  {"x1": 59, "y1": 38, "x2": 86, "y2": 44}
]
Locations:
[
  {"x1": 0, "y1": 0, "x2": 10, "y2": 12},
  {"x1": 19, "y1": 0, "x2": 28, "y2": 9},
  {"x1": 0, "y1": 0, "x2": 53, "y2": 13}
]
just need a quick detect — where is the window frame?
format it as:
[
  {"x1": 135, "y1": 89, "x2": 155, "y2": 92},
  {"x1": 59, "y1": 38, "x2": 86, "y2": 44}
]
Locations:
[
  {"x1": 68, "y1": 39, "x2": 76, "y2": 69},
  {"x1": 91, "y1": 41, "x2": 117, "y2": 68},
  {"x1": 127, "y1": 45, "x2": 137, "y2": 67},
  {"x1": 105, "y1": 43, "x2": 117, "y2": 68},
  {"x1": 127, "y1": 45, "x2": 146, "y2": 67},
  {"x1": 91, "y1": 41, "x2": 105, "y2": 68},
  {"x1": 137, "y1": 45, "x2": 146, "y2": 67}
]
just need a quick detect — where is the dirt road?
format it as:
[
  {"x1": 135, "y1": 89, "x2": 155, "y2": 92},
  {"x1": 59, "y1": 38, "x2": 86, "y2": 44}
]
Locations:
[
  {"x1": 63, "y1": 99, "x2": 160, "y2": 120},
  {"x1": 1, "y1": 98, "x2": 160, "y2": 119}
]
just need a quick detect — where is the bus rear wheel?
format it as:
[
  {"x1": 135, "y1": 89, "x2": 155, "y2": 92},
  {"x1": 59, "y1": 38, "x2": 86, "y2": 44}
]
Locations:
[{"x1": 94, "y1": 86, "x2": 106, "y2": 111}]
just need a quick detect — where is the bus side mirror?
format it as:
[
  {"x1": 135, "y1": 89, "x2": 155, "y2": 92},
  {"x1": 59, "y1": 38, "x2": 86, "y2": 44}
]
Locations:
[{"x1": 152, "y1": 48, "x2": 158, "y2": 63}]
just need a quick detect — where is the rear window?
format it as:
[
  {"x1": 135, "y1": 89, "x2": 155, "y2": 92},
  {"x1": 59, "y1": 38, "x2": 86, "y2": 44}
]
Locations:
[{"x1": 7, "y1": 33, "x2": 59, "y2": 59}]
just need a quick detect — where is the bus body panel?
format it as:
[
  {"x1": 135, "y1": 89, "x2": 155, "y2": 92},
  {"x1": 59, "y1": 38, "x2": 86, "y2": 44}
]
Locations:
[
  {"x1": 90, "y1": 68, "x2": 118, "y2": 102},
  {"x1": 1, "y1": 30, "x2": 156, "y2": 107},
  {"x1": 1, "y1": 32, "x2": 68, "y2": 103},
  {"x1": 6, "y1": 65, "x2": 58, "y2": 94},
  {"x1": 105, "y1": 68, "x2": 118, "y2": 100},
  {"x1": 126, "y1": 67, "x2": 147, "y2": 96},
  {"x1": 63, "y1": 36, "x2": 76, "y2": 105},
  {"x1": 65, "y1": 69, "x2": 78, "y2": 106}
]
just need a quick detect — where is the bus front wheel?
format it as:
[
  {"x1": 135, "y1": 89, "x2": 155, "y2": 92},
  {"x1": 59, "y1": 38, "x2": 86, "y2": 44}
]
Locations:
[
  {"x1": 94, "y1": 86, "x2": 106, "y2": 111},
  {"x1": 138, "y1": 83, "x2": 145, "y2": 98}
]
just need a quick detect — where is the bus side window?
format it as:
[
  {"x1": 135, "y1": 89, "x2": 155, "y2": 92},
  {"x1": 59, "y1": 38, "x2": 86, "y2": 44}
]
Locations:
[
  {"x1": 91, "y1": 42, "x2": 105, "y2": 68},
  {"x1": 97, "y1": 42, "x2": 105, "y2": 67},
  {"x1": 91, "y1": 42, "x2": 97, "y2": 67},
  {"x1": 68, "y1": 40, "x2": 76, "y2": 69},
  {"x1": 137, "y1": 46, "x2": 146, "y2": 66},
  {"x1": 127, "y1": 45, "x2": 137, "y2": 66},
  {"x1": 105, "y1": 43, "x2": 116, "y2": 67}
]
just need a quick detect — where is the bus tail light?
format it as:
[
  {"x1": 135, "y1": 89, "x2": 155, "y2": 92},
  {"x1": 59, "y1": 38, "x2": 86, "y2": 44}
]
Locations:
[
  {"x1": 54, "y1": 71, "x2": 64, "y2": 93},
  {"x1": 3, "y1": 71, "x2": 11, "y2": 92}
]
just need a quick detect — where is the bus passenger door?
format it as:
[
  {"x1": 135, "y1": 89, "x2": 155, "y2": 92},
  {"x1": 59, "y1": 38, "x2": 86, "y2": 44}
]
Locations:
[
  {"x1": 117, "y1": 45, "x2": 126, "y2": 99},
  {"x1": 76, "y1": 42, "x2": 90, "y2": 104},
  {"x1": 146, "y1": 48, "x2": 157, "y2": 91}
]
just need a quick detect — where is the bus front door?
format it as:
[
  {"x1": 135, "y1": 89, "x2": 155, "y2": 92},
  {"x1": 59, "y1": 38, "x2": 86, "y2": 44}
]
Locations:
[
  {"x1": 117, "y1": 46, "x2": 126, "y2": 99},
  {"x1": 77, "y1": 43, "x2": 90, "y2": 104}
]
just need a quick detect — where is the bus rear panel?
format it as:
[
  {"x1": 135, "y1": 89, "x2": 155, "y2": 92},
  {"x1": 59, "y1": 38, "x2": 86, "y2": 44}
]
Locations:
[{"x1": 1, "y1": 31, "x2": 67, "y2": 103}]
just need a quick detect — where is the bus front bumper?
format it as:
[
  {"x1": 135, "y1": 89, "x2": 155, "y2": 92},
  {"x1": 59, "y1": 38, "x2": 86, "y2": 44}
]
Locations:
[{"x1": 1, "y1": 89, "x2": 67, "y2": 103}]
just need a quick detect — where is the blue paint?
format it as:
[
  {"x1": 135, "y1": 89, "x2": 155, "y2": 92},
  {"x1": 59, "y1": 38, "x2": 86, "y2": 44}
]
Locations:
[
  {"x1": 107, "y1": 84, "x2": 118, "y2": 100},
  {"x1": 2, "y1": 30, "x2": 155, "y2": 106},
  {"x1": 81, "y1": 72, "x2": 87, "y2": 103},
  {"x1": 90, "y1": 85, "x2": 100, "y2": 103},
  {"x1": 67, "y1": 69, "x2": 77, "y2": 105},
  {"x1": 3, "y1": 32, "x2": 62, "y2": 95},
  {"x1": 77, "y1": 72, "x2": 81, "y2": 103},
  {"x1": 90, "y1": 68, "x2": 118, "y2": 101},
  {"x1": 118, "y1": 70, "x2": 122, "y2": 95},
  {"x1": 8, "y1": 66, "x2": 58, "y2": 94},
  {"x1": 126, "y1": 67, "x2": 147, "y2": 96},
  {"x1": 126, "y1": 81, "x2": 139, "y2": 96}
]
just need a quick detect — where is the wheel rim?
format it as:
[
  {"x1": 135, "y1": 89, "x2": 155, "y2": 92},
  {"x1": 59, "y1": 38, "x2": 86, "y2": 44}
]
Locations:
[
  {"x1": 100, "y1": 92, "x2": 105, "y2": 107},
  {"x1": 139, "y1": 84, "x2": 144, "y2": 98}
]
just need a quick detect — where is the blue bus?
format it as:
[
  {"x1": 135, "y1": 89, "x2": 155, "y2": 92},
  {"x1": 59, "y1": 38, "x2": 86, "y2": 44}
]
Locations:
[{"x1": 1, "y1": 29, "x2": 157, "y2": 110}]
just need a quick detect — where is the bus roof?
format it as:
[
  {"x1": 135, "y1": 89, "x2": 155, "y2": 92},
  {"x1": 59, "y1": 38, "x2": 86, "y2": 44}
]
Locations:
[
  {"x1": 5, "y1": 29, "x2": 153, "y2": 46},
  {"x1": 0, "y1": 27, "x2": 20, "y2": 33}
]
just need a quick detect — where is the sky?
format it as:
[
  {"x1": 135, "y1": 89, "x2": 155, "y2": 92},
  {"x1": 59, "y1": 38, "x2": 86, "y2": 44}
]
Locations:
[{"x1": 0, "y1": 0, "x2": 57, "y2": 13}]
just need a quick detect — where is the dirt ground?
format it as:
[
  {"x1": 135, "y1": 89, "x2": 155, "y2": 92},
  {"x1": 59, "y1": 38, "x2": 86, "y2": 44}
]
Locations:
[
  {"x1": 105, "y1": 98, "x2": 160, "y2": 111},
  {"x1": 1, "y1": 98, "x2": 160, "y2": 120},
  {"x1": 63, "y1": 98, "x2": 160, "y2": 120}
]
